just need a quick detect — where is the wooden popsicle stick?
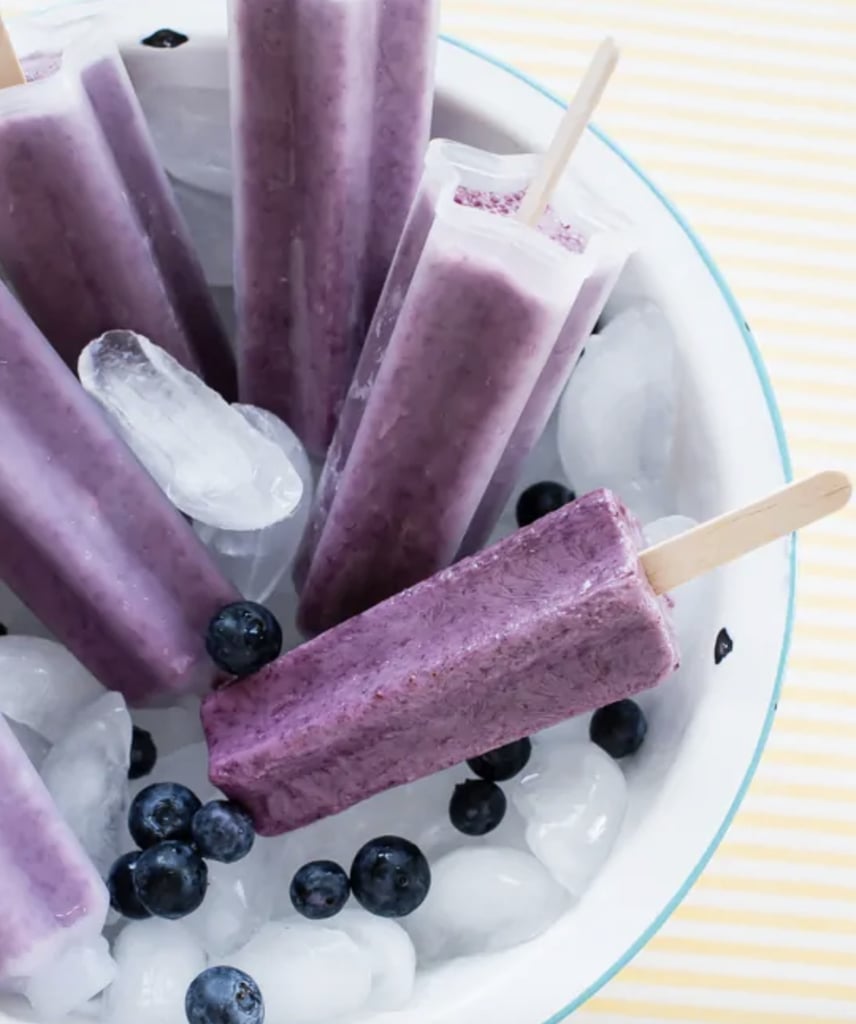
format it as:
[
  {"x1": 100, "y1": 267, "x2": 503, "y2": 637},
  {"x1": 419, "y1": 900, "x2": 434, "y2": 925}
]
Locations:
[
  {"x1": 641, "y1": 471, "x2": 852, "y2": 595},
  {"x1": 0, "y1": 16, "x2": 24, "y2": 90},
  {"x1": 516, "y1": 36, "x2": 620, "y2": 227}
]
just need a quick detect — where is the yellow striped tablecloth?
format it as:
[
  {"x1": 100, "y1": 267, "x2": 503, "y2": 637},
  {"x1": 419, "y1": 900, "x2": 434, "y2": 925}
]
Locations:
[{"x1": 438, "y1": 0, "x2": 856, "y2": 1020}]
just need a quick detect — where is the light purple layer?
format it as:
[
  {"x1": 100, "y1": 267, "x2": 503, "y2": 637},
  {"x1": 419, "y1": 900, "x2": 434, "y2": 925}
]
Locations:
[
  {"x1": 232, "y1": 0, "x2": 437, "y2": 457},
  {"x1": 0, "y1": 716, "x2": 107, "y2": 979},
  {"x1": 204, "y1": 489, "x2": 679, "y2": 835},
  {"x1": 0, "y1": 284, "x2": 239, "y2": 704}
]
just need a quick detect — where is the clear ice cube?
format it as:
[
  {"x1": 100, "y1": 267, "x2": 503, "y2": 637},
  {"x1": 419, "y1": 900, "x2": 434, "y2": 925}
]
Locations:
[
  {"x1": 104, "y1": 919, "x2": 206, "y2": 1024},
  {"x1": 333, "y1": 910, "x2": 416, "y2": 1012},
  {"x1": 78, "y1": 331, "x2": 303, "y2": 531},
  {"x1": 4, "y1": 714, "x2": 51, "y2": 769},
  {"x1": 557, "y1": 302, "x2": 678, "y2": 521},
  {"x1": 40, "y1": 692, "x2": 132, "y2": 874},
  {"x1": 193, "y1": 404, "x2": 314, "y2": 602},
  {"x1": 0, "y1": 636, "x2": 105, "y2": 742},
  {"x1": 405, "y1": 846, "x2": 567, "y2": 962},
  {"x1": 229, "y1": 921, "x2": 372, "y2": 1024},
  {"x1": 511, "y1": 741, "x2": 627, "y2": 897}
]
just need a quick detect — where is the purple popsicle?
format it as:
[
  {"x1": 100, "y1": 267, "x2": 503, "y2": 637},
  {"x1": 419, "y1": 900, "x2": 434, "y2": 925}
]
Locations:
[
  {"x1": 204, "y1": 489, "x2": 679, "y2": 836},
  {"x1": 230, "y1": 0, "x2": 438, "y2": 457},
  {"x1": 0, "y1": 716, "x2": 114, "y2": 1017},
  {"x1": 0, "y1": 283, "x2": 239, "y2": 704}
]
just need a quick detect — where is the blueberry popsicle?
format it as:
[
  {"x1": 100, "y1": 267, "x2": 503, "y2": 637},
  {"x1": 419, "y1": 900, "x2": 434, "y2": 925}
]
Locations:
[
  {"x1": 0, "y1": 282, "x2": 239, "y2": 704},
  {"x1": 0, "y1": 43, "x2": 201, "y2": 374},
  {"x1": 0, "y1": 715, "x2": 115, "y2": 1017},
  {"x1": 296, "y1": 141, "x2": 596, "y2": 634},
  {"x1": 205, "y1": 490, "x2": 680, "y2": 835},
  {"x1": 230, "y1": 0, "x2": 438, "y2": 456}
]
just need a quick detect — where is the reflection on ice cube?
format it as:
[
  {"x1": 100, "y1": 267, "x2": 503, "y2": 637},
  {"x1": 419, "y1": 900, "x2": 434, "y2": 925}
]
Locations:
[{"x1": 558, "y1": 302, "x2": 678, "y2": 521}]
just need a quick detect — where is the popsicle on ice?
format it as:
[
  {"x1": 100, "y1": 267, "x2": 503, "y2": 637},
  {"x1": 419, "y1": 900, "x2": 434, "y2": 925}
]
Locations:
[
  {"x1": 206, "y1": 472, "x2": 851, "y2": 836},
  {"x1": 296, "y1": 139, "x2": 625, "y2": 634},
  {"x1": 0, "y1": 26, "x2": 231, "y2": 386},
  {"x1": 0, "y1": 281, "x2": 239, "y2": 704},
  {"x1": 0, "y1": 715, "x2": 114, "y2": 1017},
  {"x1": 230, "y1": 0, "x2": 438, "y2": 457},
  {"x1": 207, "y1": 490, "x2": 679, "y2": 834}
]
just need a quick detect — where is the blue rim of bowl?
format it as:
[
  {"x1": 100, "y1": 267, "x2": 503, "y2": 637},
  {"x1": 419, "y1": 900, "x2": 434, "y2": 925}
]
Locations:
[{"x1": 441, "y1": 33, "x2": 796, "y2": 1024}]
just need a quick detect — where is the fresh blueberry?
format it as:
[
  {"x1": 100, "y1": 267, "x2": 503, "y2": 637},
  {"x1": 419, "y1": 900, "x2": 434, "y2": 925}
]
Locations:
[
  {"x1": 141, "y1": 28, "x2": 189, "y2": 49},
  {"x1": 206, "y1": 602, "x2": 283, "y2": 678},
  {"x1": 350, "y1": 836, "x2": 430, "y2": 918},
  {"x1": 129, "y1": 726, "x2": 158, "y2": 780},
  {"x1": 133, "y1": 841, "x2": 208, "y2": 919},
  {"x1": 589, "y1": 699, "x2": 648, "y2": 759},
  {"x1": 129, "y1": 782, "x2": 202, "y2": 848},
  {"x1": 106, "y1": 851, "x2": 152, "y2": 920},
  {"x1": 449, "y1": 779, "x2": 506, "y2": 836},
  {"x1": 192, "y1": 801, "x2": 255, "y2": 864},
  {"x1": 515, "y1": 481, "x2": 575, "y2": 528},
  {"x1": 186, "y1": 966, "x2": 264, "y2": 1024},
  {"x1": 714, "y1": 627, "x2": 734, "y2": 665},
  {"x1": 467, "y1": 737, "x2": 532, "y2": 782},
  {"x1": 290, "y1": 860, "x2": 350, "y2": 920}
]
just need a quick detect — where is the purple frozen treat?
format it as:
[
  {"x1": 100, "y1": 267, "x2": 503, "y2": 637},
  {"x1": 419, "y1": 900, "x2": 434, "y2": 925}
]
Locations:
[
  {"x1": 0, "y1": 716, "x2": 114, "y2": 1017},
  {"x1": 0, "y1": 283, "x2": 239, "y2": 704},
  {"x1": 230, "y1": 0, "x2": 438, "y2": 457},
  {"x1": 74, "y1": 34, "x2": 236, "y2": 398},
  {"x1": 204, "y1": 490, "x2": 679, "y2": 836},
  {"x1": 0, "y1": 54, "x2": 199, "y2": 373}
]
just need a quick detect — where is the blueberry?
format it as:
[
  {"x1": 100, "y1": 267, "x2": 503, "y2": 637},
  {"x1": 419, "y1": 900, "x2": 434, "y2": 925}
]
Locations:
[
  {"x1": 192, "y1": 801, "x2": 255, "y2": 864},
  {"x1": 467, "y1": 737, "x2": 532, "y2": 782},
  {"x1": 714, "y1": 627, "x2": 734, "y2": 665},
  {"x1": 449, "y1": 779, "x2": 506, "y2": 836},
  {"x1": 142, "y1": 28, "x2": 189, "y2": 49},
  {"x1": 129, "y1": 726, "x2": 158, "y2": 781},
  {"x1": 133, "y1": 841, "x2": 208, "y2": 919},
  {"x1": 206, "y1": 602, "x2": 283, "y2": 678},
  {"x1": 350, "y1": 836, "x2": 430, "y2": 918},
  {"x1": 589, "y1": 699, "x2": 648, "y2": 759},
  {"x1": 515, "y1": 482, "x2": 575, "y2": 528},
  {"x1": 129, "y1": 782, "x2": 201, "y2": 848},
  {"x1": 290, "y1": 860, "x2": 350, "y2": 920},
  {"x1": 106, "y1": 851, "x2": 152, "y2": 920},
  {"x1": 186, "y1": 966, "x2": 264, "y2": 1024}
]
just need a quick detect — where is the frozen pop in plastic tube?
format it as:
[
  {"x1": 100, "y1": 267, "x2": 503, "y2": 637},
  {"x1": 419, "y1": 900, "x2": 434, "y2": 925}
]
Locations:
[
  {"x1": 0, "y1": 24, "x2": 233, "y2": 391},
  {"x1": 296, "y1": 139, "x2": 628, "y2": 634},
  {"x1": 0, "y1": 282, "x2": 239, "y2": 704},
  {"x1": 206, "y1": 472, "x2": 851, "y2": 835},
  {"x1": 0, "y1": 715, "x2": 115, "y2": 1017},
  {"x1": 230, "y1": 0, "x2": 439, "y2": 457}
]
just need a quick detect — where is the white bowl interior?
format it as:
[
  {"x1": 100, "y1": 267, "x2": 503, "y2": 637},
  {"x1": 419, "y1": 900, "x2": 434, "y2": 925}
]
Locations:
[{"x1": 0, "y1": 5, "x2": 792, "y2": 1024}]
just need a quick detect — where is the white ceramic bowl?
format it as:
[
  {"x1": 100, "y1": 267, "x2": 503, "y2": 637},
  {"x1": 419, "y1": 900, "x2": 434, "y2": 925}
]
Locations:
[{"x1": 0, "y1": 3, "x2": 793, "y2": 1023}]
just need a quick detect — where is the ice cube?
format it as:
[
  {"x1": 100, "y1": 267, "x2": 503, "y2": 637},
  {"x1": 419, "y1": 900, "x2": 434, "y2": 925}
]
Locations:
[
  {"x1": 185, "y1": 839, "x2": 274, "y2": 958},
  {"x1": 405, "y1": 847, "x2": 567, "y2": 962},
  {"x1": 104, "y1": 919, "x2": 206, "y2": 1024},
  {"x1": 333, "y1": 910, "x2": 416, "y2": 1012},
  {"x1": 193, "y1": 404, "x2": 314, "y2": 602},
  {"x1": 0, "y1": 636, "x2": 105, "y2": 742},
  {"x1": 78, "y1": 331, "x2": 303, "y2": 531},
  {"x1": 512, "y1": 741, "x2": 627, "y2": 897},
  {"x1": 132, "y1": 702, "x2": 204, "y2": 758},
  {"x1": 230, "y1": 921, "x2": 372, "y2": 1024},
  {"x1": 40, "y1": 692, "x2": 132, "y2": 874},
  {"x1": 557, "y1": 303, "x2": 678, "y2": 521},
  {"x1": 4, "y1": 715, "x2": 51, "y2": 769},
  {"x1": 644, "y1": 514, "x2": 710, "y2": 652}
]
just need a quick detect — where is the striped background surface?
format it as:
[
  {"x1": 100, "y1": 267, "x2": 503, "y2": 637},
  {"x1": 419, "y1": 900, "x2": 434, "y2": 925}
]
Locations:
[
  {"x1": 436, "y1": 0, "x2": 856, "y2": 1021},
  {"x1": 0, "y1": 0, "x2": 853, "y2": 1019}
]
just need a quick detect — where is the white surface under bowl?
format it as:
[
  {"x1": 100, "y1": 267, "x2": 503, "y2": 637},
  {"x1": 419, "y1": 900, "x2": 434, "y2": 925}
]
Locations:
[{"x1": 0, "y1": 4, "x2": 793, "y2": 1024}]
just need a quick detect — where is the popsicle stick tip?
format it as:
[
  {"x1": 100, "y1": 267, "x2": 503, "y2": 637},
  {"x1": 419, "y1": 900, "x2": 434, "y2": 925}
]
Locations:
[
  {"x1": 641, "y1": 470, "x2": 852, "y2": 596},
  {"x1": 516, "y1": 35, "x2": 620, "y2": 227},
  {"x1": 0, "y1": 16, "x2": 25, "y2": 90}
]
